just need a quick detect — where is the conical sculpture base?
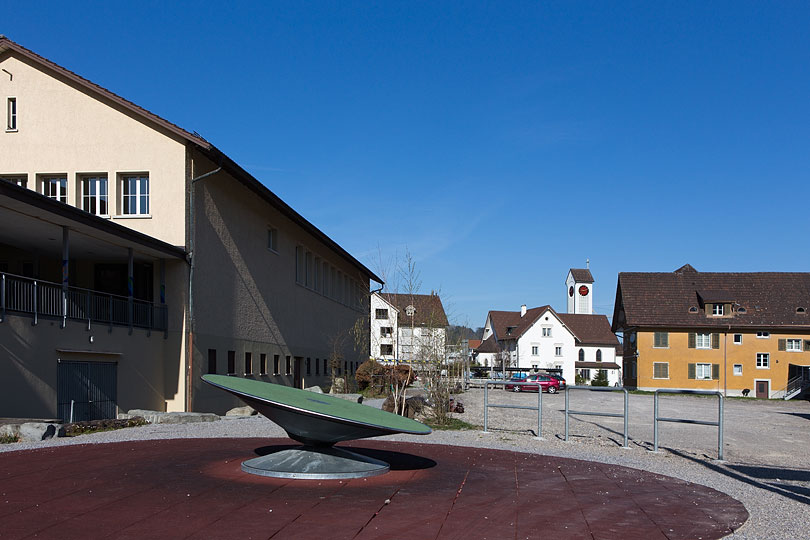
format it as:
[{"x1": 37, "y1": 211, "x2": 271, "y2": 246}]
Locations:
[{"x1": 241, "y1": 445, "x2": 390, "y2": 479}]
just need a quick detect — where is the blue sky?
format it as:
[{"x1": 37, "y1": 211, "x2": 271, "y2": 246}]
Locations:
[{"x1": 4, "y1": 2, "x2": 809, "y2": 327}]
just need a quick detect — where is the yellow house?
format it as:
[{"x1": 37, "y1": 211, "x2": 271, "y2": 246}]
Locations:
[{"x1": 612, "y1": 264, "x2": 810, "y2": 399}]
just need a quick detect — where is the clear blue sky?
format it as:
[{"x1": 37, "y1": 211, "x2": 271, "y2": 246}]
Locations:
[{"x1": 4, "y1": 1, "x2": 810, "y2": 327}]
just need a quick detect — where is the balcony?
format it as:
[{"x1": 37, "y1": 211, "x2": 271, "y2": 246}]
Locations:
[{"x1": 0, "y1": 271, "x2": 168, "y2": 332}]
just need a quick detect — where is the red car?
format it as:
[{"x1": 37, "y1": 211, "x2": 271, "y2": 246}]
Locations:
[{"x1": 505, "y1": 374, "x2": 560, "y2": 393}]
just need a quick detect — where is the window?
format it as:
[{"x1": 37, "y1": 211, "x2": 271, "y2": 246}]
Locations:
[
  {"x1": 578, "y1": 349, "x2": 585, "y2": 361},
  {"x1": 267, "y1": 227, "x2": 278, "y2": 252},
  {"x1": 757, "y1": 331, "x2": 770, "y2": 338},
  {"x1": 42, "y1": 176, "x2": 67, "y2": 202},
  {"x1": 1, "y1": 175, "x2": 26, "y2": 188},
  {"x1": 305, "y1": 251, "x2": 313, "y2": 287},
  {"x1": 733, "y1": 364, "x2": 742, "y2": 376},
  {"x1": 315, "y1": 358, "x2": 320, "y2": 375},
  {"x1": 555, "y1": 346, "x2": 562, "y2": 357},
  {"x1": 756, "y1": 353, "x2": 769, "y2": 368},
  {"x1": 285, "y1": 356, "x2": 291, "y2": 375},
  {"x1": 260, "y1": 353, "x2": 267, "y2": 375},
  {"x1": 323, "y1": 358, "x2": 327, "y2": 374},
  {"x1": 712, "y1": 304, "x2": 724, "y2": 316},
  {"x1": 121, "y1": 174, "x2": 149, "y2": 215},
  {"x1": 733, "y1": 334, "x2": 743, "y2": 345},
  {"x1": 227, "y1": 350, "x2": 235, "y2": 374},
  {"x1": 81, "y1": 176, "x2": 108, "y2": 215},
  {"x1": 375, "y1": 309, "x2": 389, "y2": 320},
  {"x1": 579, "y1": 369, "x2": 591, "y2": 380},
  {"x1": 207, "y1": 349, "x2": 217, "y2": 374},
  {"x1": 653, "y1": 332, "x2": 669, "y2": 348},
  {"x1": 531, "y1": 346, "x2": 539, "y2": 355},
  {"x1": 244, "y1": 352, "x2": 252, "y2": 375},
  {"x1": 380, "y1": 344, "x2": 393, "y2": 355},
  {"x1": 6, "y1": 97, "x2": 16, "y2": 131},
  {"x1": 322, "y1": 261, "x2": 329, "y2": 296},
  {"x1": 695, "y1": 333, "x2": 711, "y2": 349},
  {"x1": 696, "y1": 363, "x2": 712, "y2": 380},
  {"x1": 380, "y1": 327, "x2": 393, "y2": 337},
  {"x1": 542, "y1": 327, "x2": 552, "y2": 337},
  {"x1": 313, "y1": 257, "x2": 321, "y2": 292},
  {"x1": 295, "y1": 246, "x2": 304, "y2": 284},
  {"x1": 306, "y1": 358, "x2": 311, "y2": 376},
  {"x1": 653, "y1": 362, "x2": 669, "y2": 379},
  {"x1": 596, "y1": 349, "x2": 602, "y2": 362},
  {"x1": 786, "y1": 339, "x2": 802, "y2": 352},
  {"x1": 273, "y1": 354, "x2": 280, "y2": 375}
]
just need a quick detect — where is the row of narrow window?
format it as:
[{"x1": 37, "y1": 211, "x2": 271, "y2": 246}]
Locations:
[
  {"x1": 295, "y1": 245, "x2": 363, "y2": 309},
  {"x1": 206, "y1": 349, "x2": 358, "y2": 377}
]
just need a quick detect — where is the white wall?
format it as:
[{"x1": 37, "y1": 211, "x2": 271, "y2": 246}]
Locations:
[
  {"x1": 515, "y1": 309, "x2": 576, "y2": 382},
  {"x1": 370, "y1": 293, "x2": 397, "y2": 360}
]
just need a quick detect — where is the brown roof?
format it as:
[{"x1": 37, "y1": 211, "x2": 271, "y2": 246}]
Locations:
[
  {"x1": 488, "y1": 306, "x2": 551, "y2": 341},
  {"x1": 558, "y1": 314, "x2": 621, "y2": 347},
  {"x1": 467, "y1": 339, "x2": 482, "y2": 349},
  {"x1": 0, "y1": 37, "x2": 382, "y2": 285},
  {"x1": 569, "y1": 268, "x2": 594, "y2": 283},
  {"x1": 384, "y1": 293, "x2": 448, "y2": 327},
  {"x1": 475, "y1": 335, "x2": 499, "y2": 353},
  {"x1": 613, "y1": 266, "x2": 810, "y2": 331},
  {"x1": 575, "y1": 362, "x2": 621, "y2": 369}
]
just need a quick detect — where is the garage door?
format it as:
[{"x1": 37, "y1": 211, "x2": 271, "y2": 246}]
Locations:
[{"x1": 57, "y1": 361, "x2": 118, "y2": 422}]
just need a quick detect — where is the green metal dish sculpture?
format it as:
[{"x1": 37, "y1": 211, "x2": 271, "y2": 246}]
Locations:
[{"x1": 202, "y1": 374, "x2": 431, "y2": 479}]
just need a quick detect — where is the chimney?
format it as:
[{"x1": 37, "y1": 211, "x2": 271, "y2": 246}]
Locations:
[{"x1": 520, "y1": 304, "x2": 527, "y2": 317}]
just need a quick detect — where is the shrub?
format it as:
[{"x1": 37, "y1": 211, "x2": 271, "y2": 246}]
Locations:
[
  {"x1": 355, "y1": 359, "x2": 385, "y2": 391},
  {"x1": 591, "y1": 369, "x2": 609, "y2": 387}
]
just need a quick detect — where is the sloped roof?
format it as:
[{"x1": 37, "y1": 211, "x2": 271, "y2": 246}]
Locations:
[
  {"x1": 467, "y1": 339, "x2": 482, "y2": 349},
  {"x1": 613, "y1": 266, "x2": 810, "y2": 330},
  {"x1": 558, "y1": 314, "x2": 620, "y2": 347},
  {"x1": 488, "y1": 306, "x2": 551, "y2": 341},
  {"x1": 383, "y1": 293, "x2": 448, "y2": 327},
  {"x1": 475, "y1": 335, "x2": 499, "y2": 353},
  {"x1": 0, "y1": 36, "x2": 382, "y2": 284},
  {"x1": 569, "y1": 268, "x2": 594, "y2": 283}
]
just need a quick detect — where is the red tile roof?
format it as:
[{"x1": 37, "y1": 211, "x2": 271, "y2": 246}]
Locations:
[
  {"x1": 558, "y1": 314, "x2": 621, "y2": 347},
  {"x1": 383, "y1": 293, "x2": 448, "y2": 327}
]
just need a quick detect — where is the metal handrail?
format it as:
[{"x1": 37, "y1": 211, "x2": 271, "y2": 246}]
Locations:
[
  {"x1": 654, "y1": 389, "x2": 724, "y2": 460},
  {"x1": 564, "y1": 385, "x2": 630, "y2": 448},
  {"x1": 483, "y1": 380, "x2": 544, "y2": 440}
]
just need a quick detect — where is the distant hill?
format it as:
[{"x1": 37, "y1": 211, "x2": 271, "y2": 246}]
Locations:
[{"x1": 447, "y1": 325, "x2": 483, "y2": 343}]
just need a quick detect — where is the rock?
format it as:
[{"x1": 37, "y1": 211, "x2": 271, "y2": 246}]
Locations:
[
  {"x1": 329, "y1": 393, "x2": 363, "y2": 403},
  {"x1": 120, "y1": 409, "x2": 219, "y2": 424},
  {"x1": 13, "y1": 422, "x2": 60, "y2": 442},
  {"x1": 305, "y1": 386, "x2": 324, "y2": 394},
  {"x1": 225, "y1": 406, "x2": 256, "y2": 417}
]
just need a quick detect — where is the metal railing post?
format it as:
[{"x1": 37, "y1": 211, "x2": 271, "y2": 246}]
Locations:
[
  {"x1": 537, "y1": 385, "x2": 543, "y2": 439},
  {"x1": 1, "y1": 273, "x2": 5, "y2": 323},
  {"x1": 653, "y1": 389, "x2": 724, "y2": 460},
  {"x1": 32, "y1": 280, "x2": 38, "y2": 326},
  {"x1": 483, "y1": 381, "x2": 489, "y2": 432},
  {"x1": 623, "y1": 388, "x2": 629, "y2": 448},
  {"x1": 564, "y1": 386, "x2": 570, "y2": 441},
  {"x1": 86, "y1": 290, "x2": 91, "y2": 331},
  {"x1": 718, "y1": 394, "x2": 724, "y2": 461},
  {"x1": 654, "y1": 391, "x2": 659, "y2": 452},
  {"x1": 108, "y1": 294, "x2": 113, "y2": 331}
]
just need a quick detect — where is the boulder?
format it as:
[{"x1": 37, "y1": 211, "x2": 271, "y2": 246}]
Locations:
[
  {"x1": 119, "y1": 409, "x2": 219, "y2": 424},
  {"x1": 330, "y1": 378, "x2": 347, "y2": 394},
  {"x1": 1, "y1": 422, "x2": 60, "y2": 442},
  {"x1": 305, "y1": 386, "x2": 324, "y2": 394},
  {"x1": 225, "y1": 406, "x2": 256, "y2": 417}
]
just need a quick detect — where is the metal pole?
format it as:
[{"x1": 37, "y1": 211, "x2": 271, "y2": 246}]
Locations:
[
  {"x1": 69, "y1": 399, "x2": 74, "y2": 423},
  {"x1": 483, "y1": 382, "x2": 489, "y2": 432},
  {"x1": 564, "y1": 386, "x2": 570, "y2": 441},
  {"x1": 718, "y1": 394, "x2": 724, "y2": 460},
  {"x1": 32, "y1": 280, "x2": 38, "y2": 326},
  {"x1": 1, "y1": 273, "x2": 5, "y2": 323},
  {"x1": 61, "y1": 226, "x2": 69, "y2": 328},
  {"x1": 623, "y1": 388, "x2": 629, "y2": 448},
  {"x1": 653, "y1": 391, "x2": 659, "y2": 452},
  {"x1": 536, "y1": 384, "x2": 543, "y2": 439},
  {"x1": 127, "y1": 248, "x2": 133, "y2": 332}
]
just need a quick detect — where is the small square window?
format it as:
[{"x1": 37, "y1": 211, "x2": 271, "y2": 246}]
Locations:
[
  {"x1": 81, "y1": 175, "x2": 109, "y2": 216},
  {"x1": 712, "y1": 304, "x2": 724, "y2": 316},
  {"x1": 756, "y1": 353, "x2": 769, "y2": 368},
  {"x1": 542, "y1": 327, "x2": 552, "y2": 337},
  {"x1": 267, "y1": 227, "x2": 278, "y2": 252},
  {"x1": 733, "y1": 364, "x2": 742, "y2": 376},
  {"x1": 757, "y1": 332, "x2": 770, "y2": 339},
  {"x1": 531, "y1": 346, "x2": 539, "y2": 355},
  {"x1": 786, "y1": 338, "x2": 802, "y2": 351},
  {"x1": 375, "y1": 309, "x2": 388, "y2": 319},
  {"x1": 696, "y1": 363, "x2": 712, "y2": 380},
  {"x1": 41, "y1": 175, "x2": 67, "y2": 203},
  {"x1": 653, "y1": 362, "x2": 669, "y2": 379},
  {"x1": 380, "y1": 344, "x2": 393, "y2": 355},
  {"x1": 1, "y1": 175, "x2": 26, "y2": 188},
  {"x1": 653, "y1": 332, "x2": 669, "y2": 348},
  {"x1": 121, "y1": 174, "x2": 149, "y2": 215},
  {"x1": 555, "y1": 346, "x2": 562, "y2": 356},
  {"x1": 695, "y1": 333, "x2": 711, "y2": 349},
  {"x1": 7, "y1": 97, "x2": 17, "y2": 131},
  {"x1": 380, "y1": 327, "x2": 393, "y2": 337},
  {"x1": 733, "y1": 334, "x2": 743, "y2": 345}
]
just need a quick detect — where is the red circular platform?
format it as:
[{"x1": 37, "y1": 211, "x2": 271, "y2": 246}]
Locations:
[{"x1": 1, "y1": 438, "x2": 747, "y2": 539}]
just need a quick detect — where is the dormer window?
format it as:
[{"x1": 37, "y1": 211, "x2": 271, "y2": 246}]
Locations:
[
  {"x1": 798, "y1": 307, "x2": 807, "y2": 314},
  {"x1": 712, "y1": 304, "x2": 724, "y2": 316},
  {"x1": 506, "y1": 326, "x2": 516, "y2": 336}
]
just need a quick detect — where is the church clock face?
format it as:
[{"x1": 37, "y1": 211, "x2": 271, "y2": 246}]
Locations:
[
  {"x1": 579, "y1": 285, "x2": 589, "y2": 296},
  {"x1": 569, "y1": 286, "x2": 574, "y2": 297}
]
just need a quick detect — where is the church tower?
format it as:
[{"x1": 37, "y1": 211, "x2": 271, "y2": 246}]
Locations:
[{"x1": 566, "y1": 265, "x2": 594, "y2": 315}]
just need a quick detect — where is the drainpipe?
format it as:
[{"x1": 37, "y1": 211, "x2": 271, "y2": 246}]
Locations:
[
  {"x1": 724, "y1": 325, "x2": 730, "y2": 397},
  {"x1": 186, "y1": 164, "x2": 222, "y2": 411}
]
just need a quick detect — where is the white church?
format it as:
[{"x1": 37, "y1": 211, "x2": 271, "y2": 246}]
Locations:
[{"x1": 475, "y1": 268, "x2": 623, "y2": 386}]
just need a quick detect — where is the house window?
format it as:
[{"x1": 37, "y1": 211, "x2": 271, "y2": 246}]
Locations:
[
  {"x1": 578, "y1": 349, "x2": 585, "y2": 361},
  {"x1": 531, "y1": 346, "x2": 539, "y2": 355},
  {"x1": 542, "y1": 327, "x2": 552, "y2": 337},
  {"x1": 267, "y1": 227, "x2": 278, "y2": 252},
  {"x1": 695, "y1": 333, "x2": 711, "y2": 349},
  {"x1": 733, "y1": 334, "x2": 743, "y2": 345},
  {"x1": 376, "y1": 309, "x2": 388, "y2": 319},
  {"x1": 6, "y1": 97, "x2": 16, "y2": 130},
  {"x1": 757, "y1": 331, "x2": 770, "y2": 338},
  {"x1": 260, "y1": 353, "x2": 267, "y2": 375},
  {"x1": 42, "y1": 176, "x2": 67, "y2": 202},
  {"x1": 696, "y1": 363, "x2": 712, "y2": 380},
  {"x1": 1, "y1": 175, "x2": 26, "y2": 188},
  {"x1": 244, "y1": 352, "x2": 252, "y2": 375},
  {"x1": 786, "y1": 339, "x2": 802, "y2": 352},
  {"x1": 555, "y1": 346, "x2": 562, "y2": 356},
  {"x1": 322, "y1": 261, "x2": 329, "y2": 296},
  {"x1": 653, "y1": 332, "x2": 669, "y2": 348},
  {"x1": 653, "y1": 362, "x2": 669, "y2": 379},
  {"x1": 121, "y1": 174, "x2": 149, "y2": 215},
  {"x1": 323, "y1": 358, "x2": 327, "y2": 374},
  {"x1": 285, "y1": 356, "x2": 291, "y2": 375},
  {"x1": 596, "y1": 349, "x2": 602, "y2": 362},
  {"x1": 305, "y1": 251, "x2": 313, "y2": 287},
  {"x1": 315, "y1": 357, "x2": 320, "y2": 375},
  {"x1": 579, "y1": 369, "x2": 591, "y2": 380},
  {"x1": 733, "y1": 364, "x2": 742, "y2": 376},
  {"x1": 306, "y1": 358, "x2": 311, "y2": 376},
  {"x1": 207, "y1": 349, "x2": 217, "y2": 374},
  {"x1": 313, "y1": 257, "x2": 321, "y2": 292},
  {"x1": 756, "y1": 353, "x2": 769, "y2": 368},
  {"x1": 380, "y1": 327, "x2": 393, "y2": 337},
  {"x1": 81, "y1": 176, "x2": 108, "y2": 215},
  {"x1": 273, "y1": 354, "x2": 280, "y2": 375},
  {"x1": 712, "y1": 304, "x2": 724, "y2": 316},
  {"x1": 227, "y1": 350, "x2": 235, "y2": 374},
  {"x1": 380, "y1": 344, "x2": 393, "y2": 356}
]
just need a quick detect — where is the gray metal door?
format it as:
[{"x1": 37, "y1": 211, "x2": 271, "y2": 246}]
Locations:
[{"x1": 57, "y1": 361, "x2": 118, "y2": 422}]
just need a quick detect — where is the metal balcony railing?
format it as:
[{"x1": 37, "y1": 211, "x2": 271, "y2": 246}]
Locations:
[{"x1": 0, "y1": 271, "x2": 167, "y2": 332}]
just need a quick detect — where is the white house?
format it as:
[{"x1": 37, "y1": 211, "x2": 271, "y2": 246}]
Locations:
[
  {"x1": 476, "y1": 269, "x2": 622, "y2": 385},
  {"x1": 370, "y1": 292, "x2": 448, "y2": 364}
]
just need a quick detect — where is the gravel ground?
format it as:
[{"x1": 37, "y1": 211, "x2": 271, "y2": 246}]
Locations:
[{"x1": 3, "y1": 389, "x2": 809, "y2": 539}]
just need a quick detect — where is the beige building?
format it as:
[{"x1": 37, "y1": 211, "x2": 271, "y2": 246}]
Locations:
[{"x1": 0, "y1": 37, "x2": 381, "y2": 419}]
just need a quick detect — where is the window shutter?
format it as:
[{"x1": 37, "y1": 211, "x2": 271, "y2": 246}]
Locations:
[
  {"x1": 688, "y1": 363, "x2": 696, "y2": 379},
  {"x1": 712, "y1": 364, "x2": 720, "y2": 380},
  {"x1": 711, "y1": 333, "x2": 720, "y2": 349},
  {"x1": 804, "y1": 340, "x2": 810, "y2": 352},
  {"x1": 688, "y1": 333, "x2": 696, "y2": 349},
  {"x1": 663, "y1": 332, "x2": 669, "y2": 347},
  {"x1": 778, "y1": 339, "x2": 786, "y2": 351}
]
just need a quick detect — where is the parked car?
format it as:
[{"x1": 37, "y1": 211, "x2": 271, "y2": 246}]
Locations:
[
  {"x1": 546, "y1": 373, "x2": 566, "y2": 389},
  {"x1": 505, "y1": 374, "x2": 560, "y2": 393}
]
